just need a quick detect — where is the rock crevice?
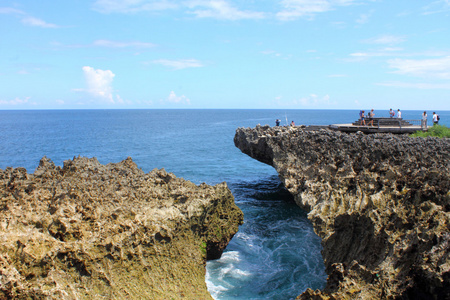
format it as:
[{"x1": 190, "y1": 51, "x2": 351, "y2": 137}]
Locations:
[{"x1": 234, "y1": 125, "x2": 450, "y2": 299}]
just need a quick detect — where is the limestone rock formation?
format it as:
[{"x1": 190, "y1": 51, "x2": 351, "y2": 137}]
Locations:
[
  {"x1": 0, "y1": 157, "x2": 243, "y2": 299},
  {"x1": 234, "y1": 125, "x2": 450, "y2": 299}
]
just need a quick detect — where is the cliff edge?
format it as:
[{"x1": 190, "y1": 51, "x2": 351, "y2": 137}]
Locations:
[
  {"x1": 234, "y1": 125, "x2": 450, "y2": 299},
  {"x1": 0, "y1": 157, "x2": 243, "y2": 299}
]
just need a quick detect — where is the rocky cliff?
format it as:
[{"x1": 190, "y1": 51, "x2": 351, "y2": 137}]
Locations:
[
  {"x1": 234, "y1": 125, "x2": 450, "y2": 300},
  {"x1": 0, "y1": 157, "x2": 243, "y2": 299}
]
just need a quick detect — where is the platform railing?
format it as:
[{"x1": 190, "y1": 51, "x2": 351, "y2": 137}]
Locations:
[{"x1": 376, "y1": 119, "x2": 426, "y2": 131}]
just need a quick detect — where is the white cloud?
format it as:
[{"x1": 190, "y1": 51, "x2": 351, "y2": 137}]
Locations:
[
  {"x1": 387, "y1": 56, "x2": 450, "y2": 79},
  {"x1": 296, "y1": 94, "x2": 332, "y2": 106},
  {"x1": 377, "y1": 81, "x2": 450, "y2": 89},
  {"x1": 356, "y1": 11, "x2": 372, "y2": 24},
  {"x1": 92, "y1": 0, "x2": 178, "y2": 13},
  {"x1": 0, "y1": 7, "x2": 25, "y2": 14},
  {"x1": 139, "y1": 99, "x2": 154, "y2": 105},
  {"x1": 0, "y1": 97, "x2": 36, "y2": 106},
  {"x1": 165, "y1": 91, "x2": 191, "y2": 105},
  {"x1": 92, "y1": 0, "x2": 265, "y2": 20},
  {"x1": 346, "y1": 49, "x2": 450, "y2": 63},
  {"x1": 346, "y1": 48, "x2": 404, "y2": 62},
  {"x1": 345, "y1": 52, "x2": 381, "y2": 62},
  {"x1": 275, "y1": 94, "x2": 334, "y2": 107},
  {"x1": 186, "y1": 0, "x2": 265, "y2": 20},
  {"x1": 277, "y1": 0, "x2": 332, "y2": 20},
  {"x1": 1, "y1": 7, "x2": 59, "y2": 28},
  {"x1": 422, "y1": 0, "x2": 450, "y2": 15},
  {"x1": 21, "y1": 16, "x2": 59, "y2": 28},
  {"x1": 91, "y1": 0, "x2": 365, "y2": 21},
  {"x1": 49, "y1": 40, "x2": 156, "y2": 50},
  {"x1": 261, "y1": 50, "x2": 277, "y2": 55},
  {"x1": 81, "y1": 66, "x2": 118, "y2": 103},
  {"x1": 261, "y1": 50, "x2": 288, "y2": 59},
  {"x1": 349, "y1": 52, "x2": 387, "y2": 58},
  {"x1": 382, "y1": 47, "x2": 404, "y2": 52},
  {"x1": 356, "y1": 14, "x2": 368, "y2": 24},
  {"x1": 116, "y1": 94, "x2": 131, "y2": 104},
  {"x1": 276, "y1": 0, "x2": 357, "y2": 21},
  {"x1": 328, "y1": 74, "x2": 347, "y2": 77},
  {"x1": 93, "y1": 39, "x2": 156, "y2": 48},
  {"x1": 363, "y1": 35, "x2": 406, "y2": 45},
  {"x1": 152, "y1": 59, "x2": 204, "y2": 69}
]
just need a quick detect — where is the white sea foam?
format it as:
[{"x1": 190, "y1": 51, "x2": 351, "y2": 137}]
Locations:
[{"x1": 206, "y1": 251, "x2": 253, "y2": 299}]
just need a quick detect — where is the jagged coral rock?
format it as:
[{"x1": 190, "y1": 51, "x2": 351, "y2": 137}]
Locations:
[
  {"x1": 0, "y1": 157, "x2": 243, "y2": 299},
  {"x1": 235, "y1": 125, "x2": 450, "y2": 300}
]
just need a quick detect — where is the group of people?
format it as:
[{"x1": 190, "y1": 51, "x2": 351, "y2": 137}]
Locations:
[
  {"x1": 275, "y1": 119, "x2": 296, "y2": 126},
  {"x1": 389, "y1": 108, "x2": 402, "y2": 118},
  {"x1": 403, "y1": 110, "x2": 440, "y2": 126},
  {"x1": 359, "y1": 109, "x2": 376, "y2": 126},
  {"x1": 274, "y1": 110, "x2": 442, "y2": 128},
  {"x1": 359, "y1": 109, "x2": 441, "y2": 126}
]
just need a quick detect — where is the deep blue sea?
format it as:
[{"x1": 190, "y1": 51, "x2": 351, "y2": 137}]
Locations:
[{"x1": 0, "y1": 109, "x2": 448, "y2": 299}]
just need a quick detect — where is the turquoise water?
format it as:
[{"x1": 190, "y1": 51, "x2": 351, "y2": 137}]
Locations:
[{"x1": 0, "y1": 109, "x2": 448, "y2": 299}]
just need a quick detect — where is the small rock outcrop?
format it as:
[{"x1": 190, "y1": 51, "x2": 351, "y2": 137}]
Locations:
[
  {"x1": 0, "y1": 157, "x2": 243, "y2": 299},
  {"x1": 235, "y1": 125, "x2": 450, "y2": 299}
]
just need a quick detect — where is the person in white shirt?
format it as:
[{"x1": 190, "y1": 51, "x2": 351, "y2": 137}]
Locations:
[
  {"x1": 397, "y1": 109, "x2": 402, "y2": 118},
  {"x1": 422, "y1": 111, "x2": 427, "y2": 128},
  {"x1": 433, "y1": 112, "x2": 439, "y2": 125}
]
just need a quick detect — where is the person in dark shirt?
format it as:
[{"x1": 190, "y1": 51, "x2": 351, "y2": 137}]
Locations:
[{"x1": 367, "y1": 109, "x2": 375, "y2": 126}]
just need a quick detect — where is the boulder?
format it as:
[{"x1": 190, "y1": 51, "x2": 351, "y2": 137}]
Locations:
[
  {"x1": 0, "y1": 157, "x2": 243, "y2": 299},
  {"x1": 235, "y1": 125, "x2": 450, "y2": 299}
]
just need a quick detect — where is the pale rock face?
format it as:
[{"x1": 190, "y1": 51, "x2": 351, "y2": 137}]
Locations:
[
  {"x1": 0, "y1": 157, "x2": 243, "y2": 299},
  {"x1": 234, "y1": 125, "x2": 450, "y2": 299}
]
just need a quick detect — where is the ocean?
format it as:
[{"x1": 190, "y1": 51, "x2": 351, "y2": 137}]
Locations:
[{"x1": 0, "y1": 109, "x2": 448, "y2": 299}]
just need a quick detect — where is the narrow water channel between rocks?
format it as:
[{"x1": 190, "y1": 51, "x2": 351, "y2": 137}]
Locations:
[{"x1": 206, "y1": 176, "x2": 327, "y2": 300}]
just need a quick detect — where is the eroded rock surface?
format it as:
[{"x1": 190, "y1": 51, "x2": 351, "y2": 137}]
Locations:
[
  {"x1": 0, "y1": 157, "x2": 243, "y2": 299},
  {"x1": 235, "y1": 125, "x2": 450, "y2": 300}
]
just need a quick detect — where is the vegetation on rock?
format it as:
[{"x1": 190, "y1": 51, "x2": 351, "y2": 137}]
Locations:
[{"x1": 411, "y1": 124, "x2": 450, "y2": 138}]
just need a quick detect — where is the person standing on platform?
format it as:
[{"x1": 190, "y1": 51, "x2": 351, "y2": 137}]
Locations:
[
  {"x1": 397, "y1": 109, "x2": 402, "y2": 118},
  {"x1": 389, "y1": 108, "x2": 395, "y2": 118},
  {"x1": 367, "y1": 109, "x2": 375, "y2": 126},
  {"x1": 433, "y1": 112, "x2": 439, "y2": 125},
  {"x1": 359, "y1": 110, "x2": 366, "y2": 126},
  {"x1": 422, "y1": 111, "x2": 427, "y2": 128}
]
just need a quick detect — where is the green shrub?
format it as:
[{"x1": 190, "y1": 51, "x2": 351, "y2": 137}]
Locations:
[
  {"x1": 411, "y1": 124, "x2": 450, "y2": 138},
  {"x1": 200, "y1": 241, "x2": 207, "y2": 255}
]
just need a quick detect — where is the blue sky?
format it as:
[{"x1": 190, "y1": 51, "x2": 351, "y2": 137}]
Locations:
[{"x1": 1, "y1": 0, "x2": 449, "y2": 110}]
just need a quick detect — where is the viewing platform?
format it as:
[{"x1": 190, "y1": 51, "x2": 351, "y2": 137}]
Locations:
[{"x1": 330, "y1": 117, "x2": 427, "y2": 134}]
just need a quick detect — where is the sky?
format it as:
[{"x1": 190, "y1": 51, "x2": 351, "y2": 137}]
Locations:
[{"x1": 1, "y1": 0, "x2": 449, "y2": 110}]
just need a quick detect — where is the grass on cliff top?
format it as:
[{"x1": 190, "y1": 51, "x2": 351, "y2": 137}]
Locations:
[{"x1": 411, "y1": 124, "x2": 450, "y2": 138}]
